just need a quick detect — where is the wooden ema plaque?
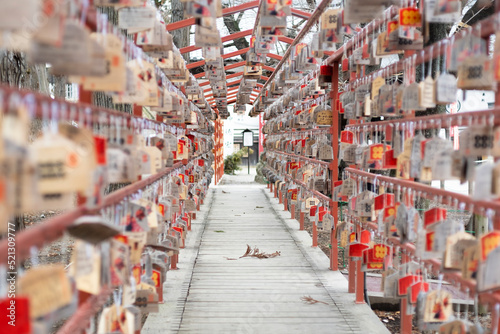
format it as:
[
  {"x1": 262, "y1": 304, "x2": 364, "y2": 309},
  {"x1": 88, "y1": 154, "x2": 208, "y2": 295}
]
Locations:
[{"x1": 315, "y1": 108, "x2": 333, "y2": 125}]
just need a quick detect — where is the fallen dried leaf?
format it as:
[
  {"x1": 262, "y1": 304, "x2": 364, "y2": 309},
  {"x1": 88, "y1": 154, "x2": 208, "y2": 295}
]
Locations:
[
  {"x1": 240, "y1": 245, "x2": 252, "y2": 258},
  {"x1": 301, "y1": 296, "x2": 329, "y2": 305},
  {"x1": 238, "y1": 244, "x2": 281, "y2": 259}
]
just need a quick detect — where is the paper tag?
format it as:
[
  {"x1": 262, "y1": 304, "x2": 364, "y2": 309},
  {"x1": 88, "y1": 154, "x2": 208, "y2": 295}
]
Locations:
[
  {"x1": 32, "y1": 132, "x2": 94, "y2": 194},
  {"x1": 435, "y1": 73, "x2": 457, "y2": 104},
  {"x1": 473, "y1": 162, "x2": 493, "y2": 200},
  {"x1": 118, "y1": 6, "x2": 156, "y2": 33},
  {"x1": 457, "y1": 55, "x2": 494, "y2": 90},
  {"x1": 443, "y1": 232, "x2": 476, "y2": 270},
  {"x1": 29, "y1": 21, "x2": 91, "y2": 74},
  {"x1": 75, "y1": 34, "x2": 126, "y2": 92},
  {"x1": 423, "y1": 290, "x2": 452, "y2": 323},
  {"x1": 98, "y1": 305, "x2": 135, "y2": 334},
  {"x1": 419, "y1": 76, "x2": 436, "y2": 109},
  {"x1": 110, "y1": 238, "x2": 131, "y2": 287},
  {"x1": 70, "y1": 240, "x2": 102, "y2": 295}
]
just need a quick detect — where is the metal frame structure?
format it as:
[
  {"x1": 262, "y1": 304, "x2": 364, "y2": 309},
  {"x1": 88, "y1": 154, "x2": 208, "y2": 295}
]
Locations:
[{"x1": 255, "y1": 2, "x2": 500, "y2": 334}]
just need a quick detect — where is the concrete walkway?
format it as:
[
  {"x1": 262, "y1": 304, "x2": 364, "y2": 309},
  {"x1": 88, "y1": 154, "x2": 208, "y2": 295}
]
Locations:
[{"x1": 143, "y1": 171, "x2": 389, "y2": 334}]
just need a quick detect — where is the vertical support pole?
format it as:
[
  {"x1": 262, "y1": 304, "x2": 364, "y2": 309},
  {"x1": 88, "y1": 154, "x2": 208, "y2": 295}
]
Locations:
[
  {"x1": 400, "y1": 251, "x2": 412, "y2": 334},
  {"x1": 348, "y1": 258, "x2": 356, "y2": 293},
  {"x1": 330, "y1": 61, "x2": 340, "y2": 271},
  {"x1": 355, "y1": 259, "x2": 365, "y2": 303},
  {"x1": 219, "y1": 119, "x2": 224, "y2": 182},
  {"x1": 214, "y1": 118, "x2": 219, "y2": 185},
  {"x1": 171, "y1": 254, "x2": 178, "y2": 270},
  {"x1": 312, "y1": 220, "x2": 318, "y2": 247},
  {"x1": 279, "y1": 190, "x2": 283, "y2": 203},
  {"x1": 284, "y1": 196, "x2": 288, "y2": 211},
  {"x1": 299, "y1": 212, "x2": 305, "y2": 230},
  {"x1": 355, "y1": 223, "x2": 365, "y2": 303},
  {"x1": 291, "y1": 204, "x2": 296, "y2": 220}
]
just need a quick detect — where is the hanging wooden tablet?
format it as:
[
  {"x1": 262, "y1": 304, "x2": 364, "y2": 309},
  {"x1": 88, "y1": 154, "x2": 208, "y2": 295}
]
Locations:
[
  {"x1": 402, "y1": 83, "x2": 424, "y2": 111},
  {"x1": 18, "y1": 265, "x2": 73, "y2": 319},
  {"x1": 118, "y1": 5, "x2": 156, "y2": 33},
  {"x1": 457, "y1": 55, "x2": 494, "y2": 90}
]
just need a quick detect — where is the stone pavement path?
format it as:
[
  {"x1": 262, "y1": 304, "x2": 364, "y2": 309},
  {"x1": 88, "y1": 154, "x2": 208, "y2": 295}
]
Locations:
[{"x1": 143, "y1": 172, "x2": 389, "y2": 334}]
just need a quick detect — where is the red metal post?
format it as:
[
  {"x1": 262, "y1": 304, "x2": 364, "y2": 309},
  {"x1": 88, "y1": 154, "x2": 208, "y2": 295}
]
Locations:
[
  {"x1": 299, "y1": 212, "x2": 305, "y2": 230},
  {"x1": 400, "y1": 251, "x2": 412, "y2": 333},
  {"x1": 355, "y1": 258, "x2": 365, "y2": 304},
  {"x1": 291, "y1": 204, "x2": 296, "y2": 220},
  {"x1": 348, "y1": 258, "x2": 355, "y2": 293},
  {"x1": 171, "y1": 254, "x2": 178, "y2": 270},
  {"x1": 312, "y1": 221, "x2": 318, "y2": 247},
  {"x1": 330, "y1": 61, "x2": 340, "y2": 271}
]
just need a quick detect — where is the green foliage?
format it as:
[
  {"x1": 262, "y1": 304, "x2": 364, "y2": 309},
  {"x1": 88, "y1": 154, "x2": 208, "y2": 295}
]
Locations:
[
  {"x1": 254, "y1": 152, "x2": 267, "y2": 184},
  {"x1": 224, "y1": 147, "x2": 254, "y2": 175}
]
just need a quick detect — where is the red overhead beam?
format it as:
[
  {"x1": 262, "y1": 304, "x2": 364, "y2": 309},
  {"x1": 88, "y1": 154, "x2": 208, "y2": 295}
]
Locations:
[
  {"x1": 277, "y1": 36, "x2": 294, "y2": 44},
  {"x1": 200, "y1": 81, "x2": 211, "y2": 87},
  {"x1": 291, "y1": 8, "x2": 312, "y2": 19},
  {"x1": 187, "y1": 48, "x2": 250, "y2": 70},
  {"x1": 268, "y1": 53, "x2": 283, "y2": 61},
  {"x1": 166, "y1": 18, "x2": 195, "y2": 32},
  {"x1": 223, "y1": 60, "x2": 247, "y2": 71},
  {"x1": 227, "y1": 80, "x2": 243, "y2": 88},
  {"x1": 180, "y1": 29, "x2": 252, "y2": 54},
  {"x1": 226, "y1": 71, "x2": 245, "y2": 80},
  {"x1": 262, "y1": 65, "x2": 275, "y2": 72},
  {"x1": 166, "y1": 1, "x2": 260, "y2": 31},
  {"x1": 223, "y1": 0, "x2": 259, "y2": 15},
  {"x1": 224, "y1": 89, "x2": 260, "y2": 99}
]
